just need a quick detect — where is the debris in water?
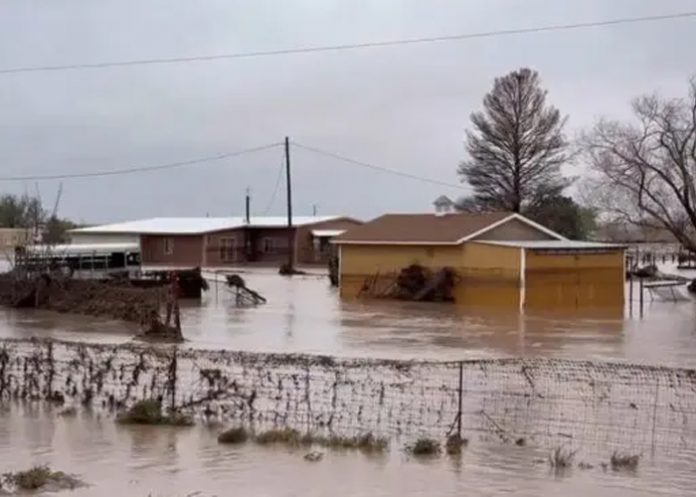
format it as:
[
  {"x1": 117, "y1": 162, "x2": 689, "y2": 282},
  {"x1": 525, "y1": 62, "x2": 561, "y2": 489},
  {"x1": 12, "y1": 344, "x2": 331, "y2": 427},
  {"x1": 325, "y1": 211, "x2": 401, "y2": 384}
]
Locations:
[
  {"x1": 548, "y1": 446, "x2": 576, "y2": 470},
  {"x1": 303, "y1": 451, "x2": 324, "y2": 462}
]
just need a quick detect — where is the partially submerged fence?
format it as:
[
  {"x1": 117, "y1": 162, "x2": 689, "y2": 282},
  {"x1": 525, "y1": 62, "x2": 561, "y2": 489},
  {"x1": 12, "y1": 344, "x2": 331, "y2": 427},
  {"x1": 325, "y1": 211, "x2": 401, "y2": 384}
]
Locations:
[{"x1": 1, "y1": 337, "x2": 695, "y2": 459}]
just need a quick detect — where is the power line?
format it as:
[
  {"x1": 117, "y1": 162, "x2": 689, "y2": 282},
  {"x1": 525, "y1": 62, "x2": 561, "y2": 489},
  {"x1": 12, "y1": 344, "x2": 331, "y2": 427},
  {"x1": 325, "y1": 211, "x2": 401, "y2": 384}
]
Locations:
[
  {"x1": 0, "y1": 142, "x2": 281, "y2": 181},
  {"x1": 292, "y1": 142, "x2": 466, "y2": 190},
  {"x1": 1, "y1": 12, "x2": 694, "y2": 75},
  {"x1": 262, "y1": 151, "x2": 286, "y2": 215}
]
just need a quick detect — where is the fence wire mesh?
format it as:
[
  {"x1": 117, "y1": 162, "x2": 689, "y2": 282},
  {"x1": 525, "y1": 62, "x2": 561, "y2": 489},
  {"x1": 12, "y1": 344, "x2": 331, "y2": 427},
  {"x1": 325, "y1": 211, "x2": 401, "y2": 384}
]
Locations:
[{"x1": 1, "y1": 337, "x2": 695, "y2": 459}]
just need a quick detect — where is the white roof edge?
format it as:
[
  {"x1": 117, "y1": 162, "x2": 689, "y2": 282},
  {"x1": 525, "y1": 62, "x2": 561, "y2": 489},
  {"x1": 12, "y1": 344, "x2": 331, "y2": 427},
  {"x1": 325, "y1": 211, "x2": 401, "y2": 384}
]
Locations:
[
  {"x1": 458, "y1": 213, "x2": 567, "y2": 243},
  {"x1": 472, "y1": 240, "x2": 626, "y2": 249},
  {"x1": 331, "y1": 240, "x2": 460, "y2": 246}
]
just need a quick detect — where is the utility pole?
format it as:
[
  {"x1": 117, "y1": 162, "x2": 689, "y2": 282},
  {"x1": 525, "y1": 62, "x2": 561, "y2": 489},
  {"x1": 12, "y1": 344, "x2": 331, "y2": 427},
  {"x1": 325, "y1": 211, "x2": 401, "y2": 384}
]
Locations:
[
  {"x1": 245, "y1": 187, "x2": 251, "y2": 224},
  {"x1": 312, "y1": 204, "x2": 318, "y2": 216},
  {"x1": 285, "y1": 137, "x2": 294, "y2": 269}
]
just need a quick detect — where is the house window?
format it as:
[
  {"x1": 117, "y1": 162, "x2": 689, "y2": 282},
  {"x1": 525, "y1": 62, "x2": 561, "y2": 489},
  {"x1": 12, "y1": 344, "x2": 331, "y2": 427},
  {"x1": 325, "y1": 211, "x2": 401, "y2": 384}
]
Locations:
[
  {"x1": 220, "y1": 238, "x2": 236, "y2": 262},
  {"x1": 163, "y1": 237, "x2": 174, "y2": 255},
  {"x1": 262, "y1": 237, "x2": 275, "y2": 254}
]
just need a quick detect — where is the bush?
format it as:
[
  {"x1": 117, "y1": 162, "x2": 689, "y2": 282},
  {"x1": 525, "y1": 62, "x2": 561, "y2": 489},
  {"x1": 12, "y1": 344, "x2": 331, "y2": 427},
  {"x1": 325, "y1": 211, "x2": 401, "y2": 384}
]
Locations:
[{"x1": 218, "y1": 427, "x2": 249, "y2": 444}]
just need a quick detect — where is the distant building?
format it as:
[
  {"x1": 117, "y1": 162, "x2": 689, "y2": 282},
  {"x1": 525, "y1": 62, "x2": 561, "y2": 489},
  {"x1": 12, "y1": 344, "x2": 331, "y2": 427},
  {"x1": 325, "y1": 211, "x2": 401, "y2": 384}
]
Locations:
[
  {"x1": 69, "y1": 216, "x2": 362, "y2": 268},
  {"x1": 333, "y1": 212, "x2": 625, "y2": 310},
  {"x1": 0, "y1": 228, "x2": 30, "y2": 252}
]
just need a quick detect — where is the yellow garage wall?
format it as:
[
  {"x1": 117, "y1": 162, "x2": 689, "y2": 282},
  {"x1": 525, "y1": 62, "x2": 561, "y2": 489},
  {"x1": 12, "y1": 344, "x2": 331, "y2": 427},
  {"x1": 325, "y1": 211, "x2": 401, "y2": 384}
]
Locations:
[
  {"x1": 525, "y1": 250, "x2": 624, "y2": 309},
  {"x1": 339, "y1": 243, "x2": 521, "y2": 308}
]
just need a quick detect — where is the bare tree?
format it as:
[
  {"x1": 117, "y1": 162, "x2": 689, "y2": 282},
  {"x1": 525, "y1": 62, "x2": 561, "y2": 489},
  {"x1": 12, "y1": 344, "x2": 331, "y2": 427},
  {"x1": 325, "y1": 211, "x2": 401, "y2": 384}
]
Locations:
[
  {"x1": 581, "y1": 77, "x2": 696, "y2": 252},
  {"x1": 458, "y1": 68, "x2": 569, "y2": 212}
]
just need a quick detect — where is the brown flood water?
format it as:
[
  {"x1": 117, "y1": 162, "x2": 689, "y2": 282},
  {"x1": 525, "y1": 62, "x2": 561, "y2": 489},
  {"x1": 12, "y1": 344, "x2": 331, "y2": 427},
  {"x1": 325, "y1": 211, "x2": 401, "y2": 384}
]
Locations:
[
  {"x1": 2, "y1": 402, "x2": 694, "y2": 497},
  {"x1": 2, "y1": 266, "x2": 696, "y2": 495},
  {"x1": 1, "y1": 267, "x2": 696, "y2": 367}
]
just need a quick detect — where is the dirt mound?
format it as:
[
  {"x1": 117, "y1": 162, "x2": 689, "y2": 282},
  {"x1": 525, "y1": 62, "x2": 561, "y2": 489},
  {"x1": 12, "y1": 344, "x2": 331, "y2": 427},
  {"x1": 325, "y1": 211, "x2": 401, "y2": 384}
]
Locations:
[{"x1": 0, "y1": 272, "x2": 165, "y2": 329}]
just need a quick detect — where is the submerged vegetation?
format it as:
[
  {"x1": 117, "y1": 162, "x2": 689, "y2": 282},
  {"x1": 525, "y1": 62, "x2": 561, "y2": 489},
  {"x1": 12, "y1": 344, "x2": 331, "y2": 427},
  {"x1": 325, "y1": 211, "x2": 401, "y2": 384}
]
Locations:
[
  {"x1": 610, "y1": 451, "x2": 640, "y2": 471},
  {"x1": 445, "y1": 434, "x2": 467, "y2": 455},
  {"x1": 407, "y1": 438, "x2": 441, "y2": 456},
  {"x1": 217, "y1": 427, "x2": 250, "y2": 444},
  {"x1": 116, "y1": 400, "x2": 192, "y2": 426},
  {"x1": 0, "y1": 465, "x2": 84, "y2": 493},
  {"x1": 548, "y1": 446, "x2": 576, "y2": 469},
  {"x1": 216, "y1": 427, "x2": 388, "y2": 453}
]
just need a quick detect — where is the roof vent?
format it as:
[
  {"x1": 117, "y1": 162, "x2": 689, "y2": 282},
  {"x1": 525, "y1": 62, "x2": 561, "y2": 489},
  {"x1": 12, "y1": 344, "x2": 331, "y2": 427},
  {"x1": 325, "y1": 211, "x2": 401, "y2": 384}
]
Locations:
[{"x1": 433, "y1": 195, "x2": 455, "y2": 216}]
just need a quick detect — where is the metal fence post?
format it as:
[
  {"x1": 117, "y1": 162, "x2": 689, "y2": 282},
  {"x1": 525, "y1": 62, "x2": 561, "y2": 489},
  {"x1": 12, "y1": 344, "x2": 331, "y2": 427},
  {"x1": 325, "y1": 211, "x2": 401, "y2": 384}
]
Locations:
[
  {"x1": 651, "y1": 378, "x2": 659, "y2": 456},
  {"x1": 457, "y1": 362, "x2": 463, "y2": 439},
  {"x1": 170, "y1": 350, "x2": 177, "y2": 412}
]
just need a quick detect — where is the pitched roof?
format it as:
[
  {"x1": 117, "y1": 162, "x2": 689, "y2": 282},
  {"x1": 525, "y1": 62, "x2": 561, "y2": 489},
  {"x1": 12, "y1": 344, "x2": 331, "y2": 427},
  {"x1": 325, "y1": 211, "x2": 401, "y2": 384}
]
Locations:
[
  {"x1": 70, "y1": 216, "x2": 342, "y2": 235},
  {"x1": 333, "y1": 212, "x2": 565, "y2": 245}
]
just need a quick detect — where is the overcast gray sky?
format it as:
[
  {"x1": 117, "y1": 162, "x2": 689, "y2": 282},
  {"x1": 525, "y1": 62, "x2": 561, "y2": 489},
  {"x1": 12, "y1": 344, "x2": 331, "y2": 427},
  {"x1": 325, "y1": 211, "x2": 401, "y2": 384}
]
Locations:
[{"x1": 1, "y1": 0, "x2": 694, "y2": 223}]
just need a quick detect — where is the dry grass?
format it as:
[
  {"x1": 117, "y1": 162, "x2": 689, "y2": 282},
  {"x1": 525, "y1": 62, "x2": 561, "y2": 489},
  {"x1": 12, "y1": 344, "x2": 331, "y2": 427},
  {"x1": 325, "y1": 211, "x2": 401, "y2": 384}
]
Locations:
[
  {"x1": 610, "y1": 451, "x2": 640, "y2": 471},
  {"x1": 407, "y1": 438, "x2": 441, "y2": 456},
  {"x1": 217, "y1": 427, "x2": 249, "y2": 444}
]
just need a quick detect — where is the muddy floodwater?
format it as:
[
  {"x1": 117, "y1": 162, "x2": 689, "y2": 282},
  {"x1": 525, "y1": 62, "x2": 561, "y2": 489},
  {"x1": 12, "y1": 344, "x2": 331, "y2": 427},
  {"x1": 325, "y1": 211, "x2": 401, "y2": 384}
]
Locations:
[
  {"x1": 1, "y1": 268, "x2": 696, "y2": 367},
  {"x1": 1, "y1": 402, "x2": 694, "y2": 497},
  {"x1": 2, "y1": 267, "x2": 696, "y2": 495}
]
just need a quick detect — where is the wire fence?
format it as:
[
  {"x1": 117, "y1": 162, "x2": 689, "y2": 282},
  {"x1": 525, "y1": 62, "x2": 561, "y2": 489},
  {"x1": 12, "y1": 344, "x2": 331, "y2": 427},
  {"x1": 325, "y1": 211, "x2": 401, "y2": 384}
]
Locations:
[{"x1": 1, "y1": 337, "x2": 695, "y2": 459}]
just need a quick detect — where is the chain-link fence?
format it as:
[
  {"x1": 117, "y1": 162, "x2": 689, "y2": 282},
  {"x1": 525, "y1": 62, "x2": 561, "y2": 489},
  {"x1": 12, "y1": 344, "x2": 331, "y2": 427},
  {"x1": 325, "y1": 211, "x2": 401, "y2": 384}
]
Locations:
[{"x1": 1, "y1": 337, "x2": 695, "y2": 459}]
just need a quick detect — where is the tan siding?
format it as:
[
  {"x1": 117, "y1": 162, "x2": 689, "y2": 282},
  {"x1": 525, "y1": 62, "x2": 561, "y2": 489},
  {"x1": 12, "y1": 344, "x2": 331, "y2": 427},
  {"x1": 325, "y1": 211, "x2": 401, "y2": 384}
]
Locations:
[
  {"x1": 525, "y1": 250, "x2": 624, "y2": 309},
  {"x1": 339, "y1": 242, "x2": 521, "y2": 308},
  {"x1": 474, "y1": 218, "x2": 556, "y2": 241}
]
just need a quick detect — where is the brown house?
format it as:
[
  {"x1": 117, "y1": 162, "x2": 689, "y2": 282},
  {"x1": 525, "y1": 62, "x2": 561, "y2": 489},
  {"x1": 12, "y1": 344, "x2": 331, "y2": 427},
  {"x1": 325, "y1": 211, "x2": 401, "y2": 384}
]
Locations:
[{"x1": 70, "y1": 216, "x2": 361, "y2": 268}]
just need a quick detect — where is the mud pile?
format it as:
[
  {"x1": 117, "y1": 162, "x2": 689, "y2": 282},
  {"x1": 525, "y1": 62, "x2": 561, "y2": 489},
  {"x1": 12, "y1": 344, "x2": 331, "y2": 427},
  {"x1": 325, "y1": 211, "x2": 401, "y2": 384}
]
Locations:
[{"x1": 0, "y1": 272, "x2": 163, "y2": 326}]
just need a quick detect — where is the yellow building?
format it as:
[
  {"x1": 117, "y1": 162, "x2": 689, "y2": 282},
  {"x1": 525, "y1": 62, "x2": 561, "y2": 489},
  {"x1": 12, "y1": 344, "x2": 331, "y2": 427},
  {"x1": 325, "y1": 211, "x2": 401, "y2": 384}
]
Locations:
[{"x1": 333, "y1": 212, "x2": 625, "y2": 311}]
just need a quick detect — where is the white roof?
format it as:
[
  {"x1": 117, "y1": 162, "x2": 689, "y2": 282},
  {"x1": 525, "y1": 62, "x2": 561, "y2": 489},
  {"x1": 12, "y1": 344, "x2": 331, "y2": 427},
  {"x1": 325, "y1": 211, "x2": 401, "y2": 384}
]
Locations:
[
  {"x1": 474, "y1": 240, "x2": 626, "y2": 250},
  {"x1": 69, "y1": 216, "x2": 342, "y2": 235},
  {"x1": 25, "y1": 243, "x2": 140, "y2": 254},
  {"x1": 311, "y1": 229, "x2": 346, "y2": 237}
]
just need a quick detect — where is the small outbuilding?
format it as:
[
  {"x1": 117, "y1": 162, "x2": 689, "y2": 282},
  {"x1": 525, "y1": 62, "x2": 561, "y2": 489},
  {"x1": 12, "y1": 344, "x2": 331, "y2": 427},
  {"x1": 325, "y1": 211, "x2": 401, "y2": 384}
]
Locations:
[{"x1": 332, "y1": 212, "x2": 625, "y2": 310}]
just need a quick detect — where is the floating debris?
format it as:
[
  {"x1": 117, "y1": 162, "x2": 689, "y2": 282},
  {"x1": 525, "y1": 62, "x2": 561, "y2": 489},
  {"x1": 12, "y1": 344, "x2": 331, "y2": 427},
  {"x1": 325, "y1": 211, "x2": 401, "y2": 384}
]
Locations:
[{"x1": 303, "y1": 451, "x2": 324, "y2": 462}]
